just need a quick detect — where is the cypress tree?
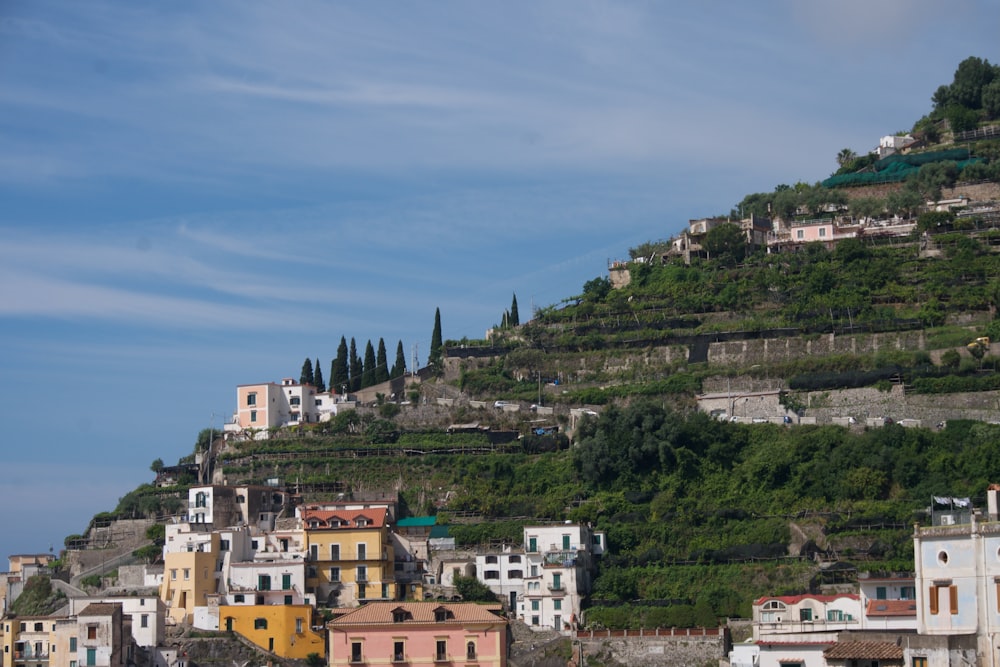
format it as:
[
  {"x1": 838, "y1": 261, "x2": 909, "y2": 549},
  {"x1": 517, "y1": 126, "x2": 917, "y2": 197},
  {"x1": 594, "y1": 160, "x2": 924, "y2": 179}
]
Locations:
[
  {"x1": 510, "y1": 293, "x2": 519, "y2": 326},
  {"x1": 392, "y1": 340, "x2": 407, "y2": 378},
  {"x1": 376, "y1": 338, "x2": 389, "y2": 384},
  {"x1": 314, "y1": 358, "x2": 325, "y2": 393},
  {"x1": 300, "y1": 358, "x2": 314, "y2": 386},
  {"x1": 332, "y1": 337, "x2": 349, "y2": 392},
  {"x1": 429, "y1": 307, "x2": 443, "y2": 370},
  {"x1": 362, "y1": 340, "x2": 377, "y2": 388},
  {"x1": 349, "y1": 338, "x2": 361, "y2": 392}
]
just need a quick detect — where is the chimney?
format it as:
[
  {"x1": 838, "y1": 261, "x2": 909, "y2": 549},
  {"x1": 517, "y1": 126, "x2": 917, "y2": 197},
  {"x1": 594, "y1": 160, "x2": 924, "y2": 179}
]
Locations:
[{"x1": 988, "y1": 484, "x2": 1000, "y2": 521}]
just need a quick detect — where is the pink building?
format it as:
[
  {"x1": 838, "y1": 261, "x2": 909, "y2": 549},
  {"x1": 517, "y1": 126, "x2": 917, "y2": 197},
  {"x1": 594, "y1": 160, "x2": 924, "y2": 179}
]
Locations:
[{"x1": 327, "y1": 602, "x2": 508, "y2": 667}]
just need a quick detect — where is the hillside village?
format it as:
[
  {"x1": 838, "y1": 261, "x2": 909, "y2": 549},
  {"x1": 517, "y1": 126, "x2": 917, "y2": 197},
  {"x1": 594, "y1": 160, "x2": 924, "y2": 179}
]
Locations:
[{"x1": 6, "y1": 58, "x2": 1000, "y2": 667}]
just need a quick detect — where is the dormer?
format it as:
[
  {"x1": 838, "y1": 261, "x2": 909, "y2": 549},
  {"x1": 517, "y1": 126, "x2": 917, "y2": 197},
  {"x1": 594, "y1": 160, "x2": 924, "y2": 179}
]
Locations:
[
  {"x1": 392, "y1": 607, "x2": 412, "y2": 623},
  {"x1": 434, "y1": 606, "x2": 453, "y2": 622}
]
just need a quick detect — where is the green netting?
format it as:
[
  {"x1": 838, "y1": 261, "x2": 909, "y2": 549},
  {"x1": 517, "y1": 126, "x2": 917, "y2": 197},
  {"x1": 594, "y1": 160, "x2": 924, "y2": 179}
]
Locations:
[{"x1": 822, "y1": 150, "x2": 981, "y2": 189}]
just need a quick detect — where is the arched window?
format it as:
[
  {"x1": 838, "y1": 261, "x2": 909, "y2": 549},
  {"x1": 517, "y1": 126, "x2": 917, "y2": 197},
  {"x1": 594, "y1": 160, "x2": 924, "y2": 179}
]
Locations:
[{"x1": 466, "y1": 641, "x2": 476, "y2": 660}]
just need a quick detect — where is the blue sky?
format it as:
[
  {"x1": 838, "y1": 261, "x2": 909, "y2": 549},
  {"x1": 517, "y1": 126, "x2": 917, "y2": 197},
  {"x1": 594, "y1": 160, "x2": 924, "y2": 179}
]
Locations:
[{"x1": 1, "y1": 0, "x2": 998, "y2": 559}]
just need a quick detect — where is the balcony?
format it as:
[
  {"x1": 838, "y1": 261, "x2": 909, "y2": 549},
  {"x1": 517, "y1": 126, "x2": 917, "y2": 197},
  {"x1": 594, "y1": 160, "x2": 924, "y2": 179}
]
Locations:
[{"x1": 547, "y1": 583, "x2": 564, "y2": 592}]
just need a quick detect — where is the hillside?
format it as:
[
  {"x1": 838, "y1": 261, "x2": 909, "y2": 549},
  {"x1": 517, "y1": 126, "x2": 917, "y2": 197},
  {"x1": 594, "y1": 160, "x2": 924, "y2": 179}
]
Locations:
[{"x1": 58, "y1": 56, "x2": 1000, "y2": 629}]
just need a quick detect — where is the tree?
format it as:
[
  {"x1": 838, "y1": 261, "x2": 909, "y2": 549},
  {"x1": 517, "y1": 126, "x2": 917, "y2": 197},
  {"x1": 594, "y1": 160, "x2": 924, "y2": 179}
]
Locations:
[
  {"x1": 375, "y1": 338, "x2": 389, "y2": 384},
  {"x1": 150, "y1": 458, "x2": 164, "y2": 474},
  {"x1": 314, "y1": 358, "x2": 325, "y2": 392},
  {"x1": 392, "y1": 340, "x2": 407, "y2": 378},
  {"x1": 454, "y1": 575, "x2": 499, "y2": 602},
  {"x1": 983, "y1": 80, "x2": 1000, "y2": 119},
  {"x1": 510, "y1": 293, "x2": 520, "y2": 326},
  {"x1": 429, "y1": 308, "x2": 443, "y2": 370},
  {"x1": 703, "y1": 223, "x2": 747, "y2": 266},
  {"x1": 836, "y1": 148, "x2": 857, "y2": 167},
  {"x1": 362, "y1": 340, "x2": 377, "y2": 388},
  {"x1": 349, "y1": 338, "x2": 362, "y2": 392},
  {"x1": 332, "y1": 337, "x2": 349, "y2": 392},
  {"x1": 300, "y1": 358, "x2": 314, "y2": 386},
  {"x1": 582, "y1": 276, "x2": 611, "y2": 301},
  {"x1": 849, "y1": 197, "x2": 884, "y2": 221}
]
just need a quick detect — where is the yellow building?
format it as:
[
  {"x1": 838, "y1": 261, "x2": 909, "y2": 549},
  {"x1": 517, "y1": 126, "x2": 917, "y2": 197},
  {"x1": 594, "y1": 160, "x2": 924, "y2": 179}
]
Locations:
[
  {"x1": 219, "y1": 604, "x2": 324, "y2": 659},
  {"x1": 160, "y1": 542, "x2": 220, "y2": 625},
  {"x1": 303, "y1": 507, "x2": 395, "y2": 607}
]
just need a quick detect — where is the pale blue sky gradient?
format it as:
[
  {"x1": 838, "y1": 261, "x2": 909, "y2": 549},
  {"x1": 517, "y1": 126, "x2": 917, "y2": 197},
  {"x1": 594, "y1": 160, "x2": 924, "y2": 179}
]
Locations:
[{"x1": 1, "y1": 0, "x2": 998, "y2": 558}]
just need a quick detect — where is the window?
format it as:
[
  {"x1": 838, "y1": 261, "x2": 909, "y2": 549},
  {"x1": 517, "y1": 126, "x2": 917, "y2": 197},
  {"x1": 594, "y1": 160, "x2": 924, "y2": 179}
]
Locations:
[
  {"x1": 827, "y1": 609, "x2": 843, "y2": 621},
  {"x1": 799, "y1": 608, "x2": 813, "y2": 621},
  {"x1": 250, "y1": 410, "x2": 258, "y2": 423},
  {"x1": 467, "y1": 641, "x2": 477, "y2": 660},
  {"x1": 913, "y1": 658, "x2": 928, "y2": 667},
  {"x1": 282, "y1": 574, "x2": 292, "y2": 590},
  {"x1": 310, "y1": 544, "x2": 318, "y2": 560},
  {"x1": 508, "y1": 555, "x2": 521, "y2": 563},
  {"x1": 393, "y1": 610, "x2": 408, "y2": 623},
  {"x1": 141, "y1": 614, "x2": 148, "y2": 628},
  {"x1": 351, "y1": 642, "x2": 363, "y2": 663},
  {"x1": 929, "y1": 585, "x2": 939, "y2": 615},
  {"x1": 552, "y1": 573, "x2": 561, "y2": 590},
  {"x1": 358, "y1": 584, "x2": 366, "y2": 600},
  {"x1": 819, "y1": 228, "x2": 827, "y2": 238},
  {"x1": 220, "y1": 540, "x2": 230, "y2": 551},
  {"x1": 234, "y1": 594, "x2": 245, "y2": 603},
  {"x1": 485, "y1": 570, "x2": 500, "y2": 580},
  {"x1": 531, "y1": 600, "x2": 539, "y2": 611},
  {"x1": 358, "y1": 544, "x2": 367, "y2": 560},
  {"x1": 554, "y1": 599, "x2": 562, "y2": 610},
  {"x1": 485, "y1": 555, "x2": 498, "y2": 564},
  {"x1": 195, "y1": 492, "x2": 207, "y2": 507},
  {"x1": 254, "y1": 618, "x2": 268, "y2": 630},
  {"x1": 87, "y1": 626, "x2": 97, "y2": 640},
  {"x1": 876, "y1": 586, "x2": 887, "y2": 600},
  {"x1": 284, "y1": 595, "x2": 293, "y2": 605},
  {"x1": 553, "y1": 614, "x2": 561, "y2": 630},
  {"x1": 330, "y1": 544, "x2": 341, "y2": 560},
  {"x1": 530, "y1": 565, "x2": 538, "y2": 577},
  {"x1": 171, "y1": 569, "x2": 177, "y2": 580},
  {"x1": 34, "y1": 622, "x2": 43, "y2": 631},
  {"x1": 259, "y1": 575, "x2": 271, "y2": 590},
  {"x1": 296, "y1": 618, "x2": 303, "y2": 634},
  {"x1": 70, "y1": 638, "x2": 77, "y2": 651},
  {"x1": 531, "y1": 615, "x2": 539, "y2": 626},
  {"x1": 509, "y1": 570, "x2": 523, "y2": 579},
  {"x1": 950, "y1": 584, "x2": 959, "y2": 614},
  {"x1": 183, "y1": 568, "x2": 190, "y2": 580},
  {"x1": 528, "y1": 537, "x2": 537, "y2": 553},
  {"x1": 435, "y1": 609, "x2": 451, "y2": 622},
  {"x1": 330, "y1": 567, "x2": 341, "y2": 582},
  {"x1": 247, "y1": 393, "x2": 257, "y2": 406},
  {"x1": 357, "y1": 566, "x2": 367, "y2": 582},
  {"x1": 394, "y1": 641, "x2": 405, "y2": 662},
  {"x1": 436, "y1": 640, "x2": 447, "y2": 661},
  {"x1": 796, "y1": 229, "x2": 804, "y2": 239},
  {"x1": 290, "y1": 396, "x2": 300, "y2": 406},
  {"x1": 901, "y1": 586, "x2": 915, "y2": 600},
  {"x1": 562, "y1": 534, "x2": 571, "y2": 549}
]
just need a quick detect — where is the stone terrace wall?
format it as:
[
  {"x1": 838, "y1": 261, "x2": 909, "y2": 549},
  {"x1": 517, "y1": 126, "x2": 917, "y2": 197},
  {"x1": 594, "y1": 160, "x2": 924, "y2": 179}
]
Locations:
[{"x1": 577, "y1": 628, "x2": 726, "y2": 667}]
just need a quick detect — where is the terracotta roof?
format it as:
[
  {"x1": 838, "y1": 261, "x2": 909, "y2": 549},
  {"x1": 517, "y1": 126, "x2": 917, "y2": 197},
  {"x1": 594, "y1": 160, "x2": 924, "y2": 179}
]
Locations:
[
  {"x1": 302, "y1": 507, "x2": 388, "y2": 529},
  {"x1": 754, "y1": 593, "x2": 859, "y2": 606},
  {"x1": 328, "y1": 602, "x2": 505, "y2": 627},
  {"x1": 78, "y1": 603, "x2": 122, "y2": 617},
  {"x1": 866, "y1": 599, "x2": 917, "y2": 617},
  {"x1": 823, "y1": 641, "x2": 903, "y2": 660}
]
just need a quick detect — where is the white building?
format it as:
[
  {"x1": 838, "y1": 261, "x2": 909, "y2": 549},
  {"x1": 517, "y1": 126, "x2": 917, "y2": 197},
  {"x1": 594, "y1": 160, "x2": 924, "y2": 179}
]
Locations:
[
  {"x1": 68, "y1": 595, "x2": 166, "y2": 648},
  {"x1": 913, "y1": 487, "x2": 1000, "y2": 665},
  {"x1": 518, "y1": 523, "x2": 605, "y2": 634},
  {"x1": 475, "y1": 549, "x2": 526, "y2": 611},
  {"x1": 752, "y1": 593, "x2": 862, "y2": 667}
]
